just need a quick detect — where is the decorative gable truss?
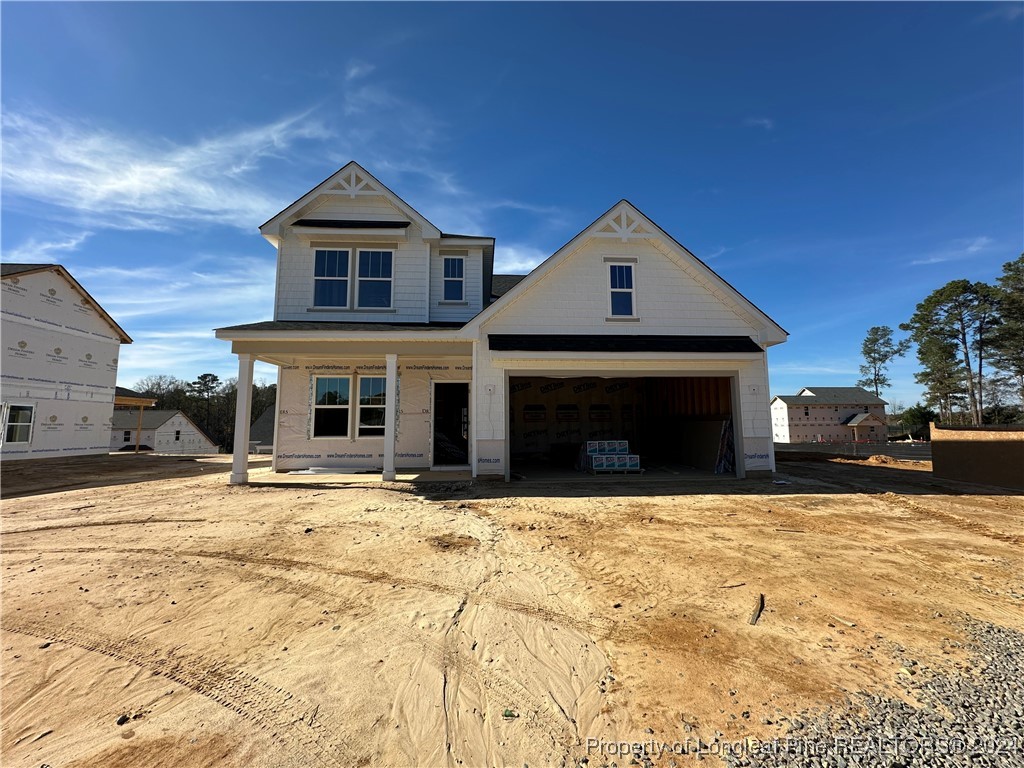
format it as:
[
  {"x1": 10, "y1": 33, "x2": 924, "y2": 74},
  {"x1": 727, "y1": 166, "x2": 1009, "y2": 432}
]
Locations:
[{"x1": 592, "y1": 207, "x2": 662, "y2": 242}]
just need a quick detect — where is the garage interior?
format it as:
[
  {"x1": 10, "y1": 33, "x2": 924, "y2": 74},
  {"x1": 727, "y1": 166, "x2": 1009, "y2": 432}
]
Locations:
[{"x1": 508, "y1": 375, "x2": 735, "y2": 476}]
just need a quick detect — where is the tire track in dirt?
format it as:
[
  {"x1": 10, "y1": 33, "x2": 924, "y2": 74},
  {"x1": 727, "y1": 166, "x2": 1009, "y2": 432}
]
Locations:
[
  {"x1": 1, "y1": 621, "x2": 362, "y2": 768},
  {"x1": 874, "y1": 492, "x2": 1024, "y2": 547},
  {"x1": 2, "y1": 518, "x2": 206, "y2": 535},
  {"x1": 1, "y1": 544, "x2": 613, "y2": 639}
]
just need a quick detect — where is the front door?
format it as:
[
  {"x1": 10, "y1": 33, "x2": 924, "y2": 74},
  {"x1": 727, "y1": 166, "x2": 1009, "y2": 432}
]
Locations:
[{"x1": 432, "y1": 382, "x2": 469, "y2": 466}]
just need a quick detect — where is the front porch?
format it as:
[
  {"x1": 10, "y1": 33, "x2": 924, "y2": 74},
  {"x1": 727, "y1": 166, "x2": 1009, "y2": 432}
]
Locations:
[{"x1": 215, "y1": 324, "x2": 475, "y2": 484}]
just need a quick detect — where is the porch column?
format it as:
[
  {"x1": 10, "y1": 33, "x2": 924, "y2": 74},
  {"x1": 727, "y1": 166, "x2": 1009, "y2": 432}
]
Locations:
[
  {"x1": 382, "y1": 353, "x2": 398, "y2": 481},
  {"x1": 230, "y1": 353, "x2": 255, "y2": 484}
]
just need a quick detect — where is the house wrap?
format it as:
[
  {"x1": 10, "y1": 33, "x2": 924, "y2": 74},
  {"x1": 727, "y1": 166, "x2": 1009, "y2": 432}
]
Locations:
[{"x1": 216, "y1": 162, "x2": 787, "y2": 482}]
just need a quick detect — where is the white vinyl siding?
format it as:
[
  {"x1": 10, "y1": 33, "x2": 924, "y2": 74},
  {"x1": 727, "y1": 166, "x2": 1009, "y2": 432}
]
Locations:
[{"x1": 429, "y1": 248, "x2": 483, "y2": 322}]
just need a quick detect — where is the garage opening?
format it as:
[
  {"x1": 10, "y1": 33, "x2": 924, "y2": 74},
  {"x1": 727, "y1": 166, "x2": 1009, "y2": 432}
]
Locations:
[{"x1": 508, "y1": 375, "x2": 736, "y2": 477}]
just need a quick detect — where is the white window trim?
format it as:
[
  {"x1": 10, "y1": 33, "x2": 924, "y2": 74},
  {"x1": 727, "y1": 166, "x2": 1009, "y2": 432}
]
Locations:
[
  {"x1": 3, "y1": 403, "x2": 35, "y2": 445},
  {"x1": 442, "y1": 256, "x2": 465, "y2": 303},
  {"x1": 605, "y1": 257, "x2": 639, "y2": 321},
  {"x1": 311, "y1": 375, "x2": 353, "y2": 439},
  {"x1": 356, "y1": 249, "x2": 394, "y2": 309},
  {"x1": 312, "y1": 249, "x2": 351, "y2": 309}
]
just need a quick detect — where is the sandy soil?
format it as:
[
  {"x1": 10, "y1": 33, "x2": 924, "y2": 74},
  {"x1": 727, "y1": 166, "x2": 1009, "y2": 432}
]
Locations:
[{"x1": 2, "y1": 454, "x2": 1022, "y2": 767}]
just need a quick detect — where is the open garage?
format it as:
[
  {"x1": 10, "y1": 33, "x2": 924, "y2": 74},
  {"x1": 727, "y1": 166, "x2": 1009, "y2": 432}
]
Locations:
[{"x1": 508, "y1": 374, "x2": 736, "y2": 476}]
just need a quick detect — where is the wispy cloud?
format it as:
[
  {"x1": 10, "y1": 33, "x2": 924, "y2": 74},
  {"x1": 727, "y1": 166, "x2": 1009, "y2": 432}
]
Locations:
[
  {"x1": 975, "y1": 4, "x2": 1023, "y2": 23},
  {"x1": 345, "y1": 60, "x2": 376, "y2": 82},
  {"x1": 744, "y1": 117, "x2": 775, "y2": 131},
  {"x1": 2, "y1": 109, "x2": 330, "y2": 232},
  {"x1": 910, "y1": 235, "x2": 995, "y2": 266},
  {"x1": 772, "y1": 360, "x2": 859, "y2": 376},
  {"x1": 704, "y1": 246, "x2": 727, "y2": 260},
  {"x1": 3, "y1": 231, "x2": 92, "y2": 263},
  {"x1": 494, "y1": 243, "x2": 549, "y2": 273}
]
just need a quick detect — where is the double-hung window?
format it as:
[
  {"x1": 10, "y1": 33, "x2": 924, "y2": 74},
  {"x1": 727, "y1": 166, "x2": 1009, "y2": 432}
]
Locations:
[
  {"x1": 4, "y1": 405, "x2": 34, "y2": 444},
  {"x1": 313, "y1": 377, "x2": 351, "y2": 437},
  {"x1": 357, "y1": 250, "x2": 393, "y2": 308},
  {"x1": 357, "y1": 377, "x2": 387, "y2": 436},
  {"x1": 609, "y1": 264, "x2": 635, "y2": 317},
  {"x1": 314, "y1": 250, "x2": 350, "y2": 307},
  {"x1": 123, "y1": 430, "x2": 131, "y2": 442},
  {"x1": 443, "y1": 257, "x2": 464, "y2": 301}
]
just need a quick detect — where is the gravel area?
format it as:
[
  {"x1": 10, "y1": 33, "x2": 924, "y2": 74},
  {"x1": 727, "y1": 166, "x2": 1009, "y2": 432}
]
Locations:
[{"x1": 720, "y1": 619, "x2": 1024, "y2": 768}]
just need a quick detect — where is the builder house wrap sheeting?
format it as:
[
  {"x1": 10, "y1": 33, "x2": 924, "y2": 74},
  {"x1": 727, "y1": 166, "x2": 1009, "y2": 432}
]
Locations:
[{"x1": 2, "y1": 265, "x2": 130, "y2": 460}]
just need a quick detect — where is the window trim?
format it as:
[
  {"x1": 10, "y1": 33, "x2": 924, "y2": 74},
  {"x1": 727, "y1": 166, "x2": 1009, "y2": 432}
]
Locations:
[
  {"x1": 123, "y1": 430, "x2": 131, "y2": 442},
  {"x1": 174, "y1": 430, "x2": 181, "y2": 441},
  {"x1": 605, "y1": 257, "x2": 638, "y2": 320},
  {"x1": 311, "y1": 375, "x2": 353, "y2": 439},
  {"x1": 3, "y1": 403, "x2": 35, "y2": 445},
  {"x1": 356, "y1": 376, "x2": 387, "y2": 438},
  {"x1": 312, "y1": 249, "x2": 351, "y2": 309},
  {"x1": 356, "y1": 249, "x2": 394, "y2": 309},
  {"x1": 442, "y1": 256, "x2": 465, "y2": 302}
]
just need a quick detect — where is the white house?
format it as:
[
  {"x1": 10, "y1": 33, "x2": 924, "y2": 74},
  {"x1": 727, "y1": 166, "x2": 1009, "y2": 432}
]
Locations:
[
  {"x1": 110, "y1": 409, "x2": 219, "y2": 454},
  {"x1": 770, "y1": 387, "x2": 888, "y2": 443},
  {"x1": 1, "y1": 264, "x2": 132, "y2": 460},
  {"x1": 216, "y1": 162, "x2": 787, "y2": 483}
]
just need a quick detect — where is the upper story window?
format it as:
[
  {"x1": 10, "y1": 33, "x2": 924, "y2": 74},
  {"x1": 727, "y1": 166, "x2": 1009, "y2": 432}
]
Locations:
[
  {"x1": 609, "y1": 264, "x2": 635, "y2": 316},
  {"x1": 3, "y1": 405, "x2": 34, "y2": 444},
  {"x1": 443, "y1": 257, "x2": 464, "y2": 301},
  {"x1": 123, "y1": 430, "x2": 131, "y2": 442},
  {"x1": 314, "y1": 249, "x2": 350, "y2": 307},
  {"x1": 357, "y1": 250, "x2": 393, "y2": 308}
]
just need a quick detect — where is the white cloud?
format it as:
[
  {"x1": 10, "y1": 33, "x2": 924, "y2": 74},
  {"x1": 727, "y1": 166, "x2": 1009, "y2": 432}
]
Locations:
[
  {"x1": 1, "y1": 109, "x2": 330, "y2": 232},
  {"x1": 494, "y1": 243, "x2": 549, "y2": 273},
  {"x1": 772, "y1": 360, "x2": 859, "y2": 376},
  {"x1": 704, "y1": 246, "x2": 727, "y2": 260},
  {"x1": 3, "y1": 231, "x2": 92, "y2": 263},
  {"x1": 910, "y1": 235, "x2": 995, "y2": 266},
  {"x1": 345, "y1": 60, "x2": 376, "y2": 82},
  {"x1": 744, "y1": 117, "x2": 775, "y2": 131},
  {"x1": 976, "y1": 4, "x2": 1023, "y2": 23}
]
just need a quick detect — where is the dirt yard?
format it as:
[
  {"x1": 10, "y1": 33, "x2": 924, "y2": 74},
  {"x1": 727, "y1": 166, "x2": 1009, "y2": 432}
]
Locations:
[{"x1": 2, "y1": 454, "x2": 1022, "y2": 767}]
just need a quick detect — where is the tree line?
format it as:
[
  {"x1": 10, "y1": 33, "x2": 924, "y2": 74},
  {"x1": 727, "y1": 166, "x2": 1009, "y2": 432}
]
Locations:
[
  {"x1": 132, "y1": 373, "x2": 277, "y2": 452},
  {"x1": 858, "y1": 254, "x2": 1023, "y2": 427}
]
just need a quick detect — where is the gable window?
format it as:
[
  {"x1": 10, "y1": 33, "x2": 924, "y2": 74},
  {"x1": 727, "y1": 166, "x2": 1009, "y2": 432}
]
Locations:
[
  {"x1": 4, "y1": 405, "x2": 34, "y2": 444},
  {"x1": 313, "y1": 376, "x2": 351, "y2": 437},
  {"x1": 358, "y1": 377, "x2": 387, "y2": 437},
  {"x1": 174, "y1": 430, "x2": 181, "y2": 441},
  {"x1": 443, "y1": 257, "x2": 464, "y2": 301},
  {"x1": 313, "y1": 249, "x2": 350, "y2": 307},
  {"x1": 609, "y1": 264, "x2": 635, "y2": 316},
  {"x1": 357, "y1": 250, "x2": 393, "y2": 308},
  {"x1": 123, "y1": 430, "x2": 131, "y2": 442}
]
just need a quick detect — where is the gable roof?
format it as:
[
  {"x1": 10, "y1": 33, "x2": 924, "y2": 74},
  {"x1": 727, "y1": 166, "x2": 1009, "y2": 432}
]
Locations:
[
  {"x1": 773, "y1": 387, "x2": 887, "y2": 406},
  {"x1": 843, "y1": 412, "x2": 887, "y2": 426},
  {"x1": 260, "y1": 161, "x2": 449, "y2": 242},
  {"x1": 249, "y1": 406, "x2": 276, "y2": 445},
  {"x1": 110, "y1": 409, "x2": 218, "y2": 443},
  {"x1": 490, "y1": 274, "x2": 527, "y2": 300},
  {"x1": 1, "y1": 263, "x2": 132, "y2": 343},
  {"x1": 462, "y1": 200, "x2": 787, "y2": 345}
]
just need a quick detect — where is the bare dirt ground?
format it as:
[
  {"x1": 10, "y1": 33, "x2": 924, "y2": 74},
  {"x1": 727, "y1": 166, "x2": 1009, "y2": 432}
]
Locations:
[{"x1": 2, "y1": 454, "x2": 1022, "y2": 767}]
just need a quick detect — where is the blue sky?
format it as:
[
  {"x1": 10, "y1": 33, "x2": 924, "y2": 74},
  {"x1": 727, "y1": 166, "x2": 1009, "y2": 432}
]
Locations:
[{"x1": 2, "y1": 2, "x2": 1021, "y2": 406}]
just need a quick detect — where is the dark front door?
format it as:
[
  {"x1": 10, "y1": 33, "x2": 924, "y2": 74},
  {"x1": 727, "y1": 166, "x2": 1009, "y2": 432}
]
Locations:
[{"x1": 433, "y1": 383, "x2": 469, "y2": 466}]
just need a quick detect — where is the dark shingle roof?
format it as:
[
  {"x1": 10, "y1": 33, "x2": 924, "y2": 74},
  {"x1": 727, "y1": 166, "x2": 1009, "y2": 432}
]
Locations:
[
  {"x1": 491, "y1": 274, "x2": 527, "y2": 298},
  {"x1": 217, "y1": 320, "x2": 465, "y2": 333},
  {"x1": 111, "y1": 409, "x2": 179, "y2": 430},
  {"x1": 250, "y1": 406, "x2": 276, "y2": 445},
  {"x1": 774, "y1": 387, "x2": 887, "y2": 406},
  {"x1": 2, "y1": 263, "x2": 56, "y2": 277},
  {"x1": 488, "y1": 334, "x2": 762, "y2": 353}
]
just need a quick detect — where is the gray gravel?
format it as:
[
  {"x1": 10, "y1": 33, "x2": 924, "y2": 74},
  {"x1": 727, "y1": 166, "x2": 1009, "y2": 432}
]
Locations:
[{"x1": 721, "y1": 619, "x2": 1024, "y2": 767}]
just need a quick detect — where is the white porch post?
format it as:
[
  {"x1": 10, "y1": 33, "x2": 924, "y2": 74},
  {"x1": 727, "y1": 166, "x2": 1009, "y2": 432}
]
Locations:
[
  {"x1": 382, "y1": 353, "x2": 398, "y2": 481},
  {"x1": 230, "y1": 353, "x2": 255, "y2": 484}
]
